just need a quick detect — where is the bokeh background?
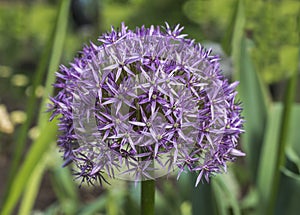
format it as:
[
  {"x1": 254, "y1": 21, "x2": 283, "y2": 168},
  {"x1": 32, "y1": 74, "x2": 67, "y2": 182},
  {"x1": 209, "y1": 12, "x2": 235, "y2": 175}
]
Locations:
[{"x1": 0, "y1": 0, "x2": 299, "y2": 214}]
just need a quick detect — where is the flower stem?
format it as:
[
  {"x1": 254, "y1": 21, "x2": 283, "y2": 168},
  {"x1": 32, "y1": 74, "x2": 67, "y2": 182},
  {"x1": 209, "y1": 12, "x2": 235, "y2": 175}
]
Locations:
[{"x1": 141, "y1": 180, "x2": 155, "y2": 215}]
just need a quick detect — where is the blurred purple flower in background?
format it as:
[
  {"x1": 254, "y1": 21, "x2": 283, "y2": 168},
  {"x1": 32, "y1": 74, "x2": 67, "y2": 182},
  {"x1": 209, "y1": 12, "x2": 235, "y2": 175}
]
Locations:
[{"x1": 49, "y1": 23, "x2": 244, "y2": 186}]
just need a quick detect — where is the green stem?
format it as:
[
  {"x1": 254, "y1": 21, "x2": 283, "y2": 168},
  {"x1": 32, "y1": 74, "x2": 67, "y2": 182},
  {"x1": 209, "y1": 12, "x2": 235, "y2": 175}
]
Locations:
[{"x1": 141, "y1": 180, "x2": 155, "y2": 215}]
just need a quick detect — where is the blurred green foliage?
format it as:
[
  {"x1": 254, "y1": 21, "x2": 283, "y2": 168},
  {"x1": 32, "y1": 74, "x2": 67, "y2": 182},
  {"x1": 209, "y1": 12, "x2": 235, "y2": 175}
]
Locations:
[
  {"x1": 0, "y1": 0, "x2": 299, "y2": 215},
  {"x1": 183, "y1": 0, "x2": 237, "y2": 41},
  {"x1": 184, "y1": 0, "x2": 299, "y2": 83},
  {"x1": 244, "y1": 0, "x2": 299, "y2": 83},
  {"x1": 0, "y1": 3, "x2": 56, "y2": 66}
]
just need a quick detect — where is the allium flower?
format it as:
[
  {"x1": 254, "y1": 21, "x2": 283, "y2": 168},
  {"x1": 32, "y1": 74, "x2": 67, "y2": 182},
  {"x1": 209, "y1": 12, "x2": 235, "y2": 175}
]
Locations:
[{"x1": 49, "y1": 23, "x2": 244, "y2": 186}]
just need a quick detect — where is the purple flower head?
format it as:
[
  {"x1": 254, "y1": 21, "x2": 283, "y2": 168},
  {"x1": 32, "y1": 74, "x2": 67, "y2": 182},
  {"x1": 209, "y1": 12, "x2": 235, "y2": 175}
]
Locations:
[{"x1": 49, "y1": 23, "x2": 244, "y2": 186}]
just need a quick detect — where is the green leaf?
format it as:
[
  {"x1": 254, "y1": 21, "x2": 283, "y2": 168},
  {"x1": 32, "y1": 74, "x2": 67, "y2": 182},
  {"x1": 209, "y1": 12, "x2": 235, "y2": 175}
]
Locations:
[
  {"x1": 236, "y1": 36, "x2": 270, "y2": 180},
  {"x1": 222, "y1": 0, "x2": 244, "y2": 56},
  {"x1": 227, "y1": 0, "x2": 270, "y2": 181},
  {"x1": 281, "y1": 167, "x2": 300, "y2": 182},
  {"x1": 212, "y1": 179, "x2": 229, "y2": 215},
  {"x1": 6, "y1": 4, "x2": 56, "y2": 195},
  {"x1": 267, "y1": 44, "x2": 299, "y2": 213},
  {"x1": 17, "y1": 155, "x2": 49, "y2": 215},
  {"x1": 257, "y1": 102, "x2": 300, "y2": 215},
  {"x1": 38, "y1": 0, "x2": 70, "y2": 127},
  {"x1": 106, "y1": 186, "x2": 125, "y2": 215},
  {"x1": 213, "y1": 175, "x2": 241, "y2": 215},
  {"x1": 190, "y1": 174, "x2": 216, "y2": 215},
  {"x1": 240, "y1": 187, "x2": 258, "y2": 211},
  {"x1": 286, "y1": 104, "x2": 300, "y2": 171},
  {"x1": 0, "y1": 120, "x2": 57, "y2": 215},
  {"x1": 156, "y1": 180, "x2": 182, "y2": 215},
  {"x1": 78, "y1": 197, "x2": 107, "y2": 215},
  {"x1": 50, "y1": 154, "x2": 79, "y2": 215},
  {"x1": 1, "y1": 0, "x2": 70, "y2": 213},
  {"x1": 282, "y1": 103, "x2": 300, "y2": 205},
  {"x1": 256, "y1": 103, "x2": 282, "y2": 215},
  {"x1": 275, "y1": 168, "x2": 300, "y2": 215}
]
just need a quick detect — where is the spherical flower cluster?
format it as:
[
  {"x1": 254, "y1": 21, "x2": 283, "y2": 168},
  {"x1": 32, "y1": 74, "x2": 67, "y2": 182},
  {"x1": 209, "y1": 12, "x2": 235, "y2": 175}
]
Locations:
[{"x1": 49, "y1": 23, "x2": 244, "y2": 186}]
